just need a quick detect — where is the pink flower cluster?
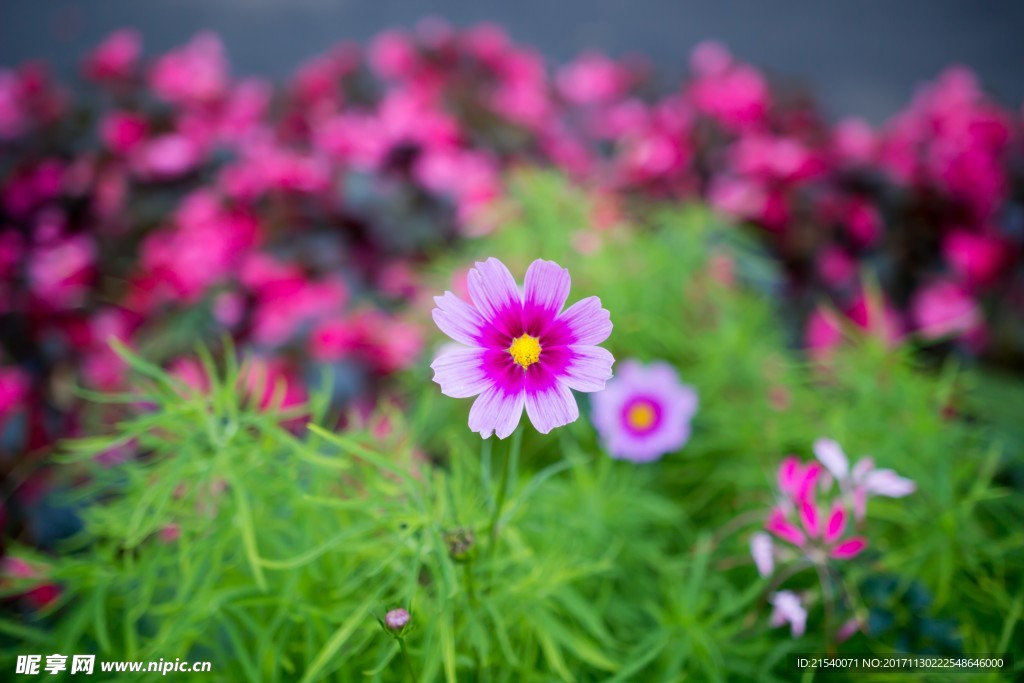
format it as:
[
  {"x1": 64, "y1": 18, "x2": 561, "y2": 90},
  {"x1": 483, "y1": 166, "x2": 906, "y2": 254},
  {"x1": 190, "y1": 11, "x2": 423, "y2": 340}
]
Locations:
[{"x1": 751, "y1": 439, "x2": 914, "y2": 638}]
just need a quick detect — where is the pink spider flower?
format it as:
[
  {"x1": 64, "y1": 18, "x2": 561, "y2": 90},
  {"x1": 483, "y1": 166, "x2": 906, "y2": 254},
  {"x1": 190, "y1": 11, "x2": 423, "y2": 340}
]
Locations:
[
  {"x1": 813, "y1": 438, "x2": 915, "y2": 521},
  {"x1": 765, "y1": 497, "x2": 867, "y2": 561},
  {"x1": 431, "y1": 258, "x2": 613, "y2": 438}
]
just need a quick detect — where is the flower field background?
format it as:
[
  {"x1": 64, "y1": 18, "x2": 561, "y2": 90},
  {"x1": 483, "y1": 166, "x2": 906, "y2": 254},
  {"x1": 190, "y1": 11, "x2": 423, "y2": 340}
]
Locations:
[{"x1": 1, "y1": 21, "x2": 1023, "y2": 681}]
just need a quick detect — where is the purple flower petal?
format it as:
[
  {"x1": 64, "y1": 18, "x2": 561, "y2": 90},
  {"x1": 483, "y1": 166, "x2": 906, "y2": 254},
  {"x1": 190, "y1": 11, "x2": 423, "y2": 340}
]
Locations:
[
  {"x1": 864, "y1": 468, "x2": 916, "y2": 497},
  {"x1": 525, "y1": 381, "x2": 579, "y2": 434},
  {"x1": 813, "y1": 438, "x2": 849, "y2": 481},
  {"x1": 560, "y1": 345, "x2": 614, "y2": 392},
  {"x1": 468, "y1": 385, "x2": 525, "y2": 439},
  {"x1": 770, "y1": 591, "x2": 807, "y2": 638},
  {"x1": 523, "y1": 259, "x2": 570, "y2": 335},
  {"x1": 553, "y1": 296, "x2": 612, "y2": 345},
  {"x1": 750, "y1": 532, "x2": 774, "y2": 577},
  {"x1": 431, "y1": 348, "x2": 490, "y2": 398},
  {"x1": 467, "y1": 258, "x2": 522, "y2": 338},
  {"x1": 432, "y1": 292, "x2": 488, "y2": 347}
]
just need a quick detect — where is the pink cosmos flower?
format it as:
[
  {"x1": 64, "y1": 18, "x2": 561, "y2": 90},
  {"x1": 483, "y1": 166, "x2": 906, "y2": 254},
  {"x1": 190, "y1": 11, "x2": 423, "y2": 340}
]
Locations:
[
  {"x1": 769, "y1": 591, "x2": 807, "y2": 637},
  {"x1": 431, "y1": 258, "x2": 613, "y2": 438},
  {"x1": 591, "y1": 360, "x2": 698, "y2": 462},
  {"x1": 813, "y1": 438, "x2": 915, "y2": 521}
]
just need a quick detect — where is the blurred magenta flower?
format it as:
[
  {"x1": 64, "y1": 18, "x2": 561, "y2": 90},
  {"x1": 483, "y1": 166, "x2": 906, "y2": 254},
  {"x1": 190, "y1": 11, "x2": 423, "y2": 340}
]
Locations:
[
  {"x1": 431, "y1": 258, "x2": 613, "y2": 438},
  {"x1": 591, "y1": 360, "x2": 698, "y2": 462},
  {"x1": 766, "y1": 500, "x2": 867, "y2": 560}
]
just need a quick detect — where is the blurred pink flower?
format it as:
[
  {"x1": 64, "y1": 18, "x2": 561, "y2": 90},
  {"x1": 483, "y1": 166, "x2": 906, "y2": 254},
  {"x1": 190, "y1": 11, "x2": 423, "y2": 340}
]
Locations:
[
  {"x1": 689, "y1": 42, "x2": 769, "y2": 131},
  {"x1": 369, "y1": 30, "x2": 418, "y2": 80},
  {"x1": 943, "y1": 230, "x2": 1008, "y2": 289},
  {"x1": 150, "y1": 33, "x2": 229, "y2": 106},
  {"x1": 912, "y1": 279, "x2": 982, "y2": 340},
  {"x1": 83, "y1": 29, "x2": 141, "y2": 83},
  {"x1": 833, "y1": 117, "x2": 877, "y2": 166},
  {"x1": 557, "y1": 52, "x2": 630, "y2": 106},
  {"x1": 100, "y1": 111, "x2": 148, "y2": 154},
  {"x1": 132, "y1": 134, "x2": 202, "y2": 180},
  {"x1": 27, "y1": 235, "x2": 94, "y2": 309}
]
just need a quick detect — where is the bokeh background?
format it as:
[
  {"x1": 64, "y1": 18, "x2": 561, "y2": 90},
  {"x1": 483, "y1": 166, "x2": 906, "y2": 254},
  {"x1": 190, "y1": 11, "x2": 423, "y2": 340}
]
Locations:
[{"x1": 4, "y1": 0, "x2": 1024, "y2": 122}]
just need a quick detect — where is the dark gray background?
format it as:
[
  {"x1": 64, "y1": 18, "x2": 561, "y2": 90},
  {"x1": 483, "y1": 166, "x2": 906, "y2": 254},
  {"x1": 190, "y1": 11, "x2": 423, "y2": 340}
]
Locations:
[{"x1": 1, "y1": 0, "x2": 1022, "y2": 123}]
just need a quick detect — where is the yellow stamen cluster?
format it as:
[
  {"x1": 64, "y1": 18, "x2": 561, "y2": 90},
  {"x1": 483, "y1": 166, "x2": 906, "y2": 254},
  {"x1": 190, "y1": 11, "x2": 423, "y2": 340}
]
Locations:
[
  {"x1": 509, "y1": 334, "x2": 542, "y2": 368},
  {"x1": 626, "y1": 402, "x2": 657, "y2": 430}
]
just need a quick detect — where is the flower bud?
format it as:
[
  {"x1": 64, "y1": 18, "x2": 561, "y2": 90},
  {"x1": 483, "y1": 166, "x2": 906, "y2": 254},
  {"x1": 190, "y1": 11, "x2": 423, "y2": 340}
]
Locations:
[{"x1": 384, "y1": 608, "x2": 410, "y2": 632}]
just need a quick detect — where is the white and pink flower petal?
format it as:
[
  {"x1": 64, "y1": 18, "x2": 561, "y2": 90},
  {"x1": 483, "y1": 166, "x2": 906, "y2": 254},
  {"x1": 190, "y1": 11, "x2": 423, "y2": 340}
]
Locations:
[
  {"x1": 750, "y1": 532, "x2": 774, "y2": 577},
  {"x1": 813, "y1": 438, "x2": 849, "y2": 481},
  {"x1": 468, "y1": 385, "x2": 526, "y2": 439},
  {"x1": 430, "y1": 348, "x2": 491, "y2": 398},
  {"x1": 432, "y1": 292, "x2": 490, "y2": 347},
  {"x1": 550, "y1": 295, "x2": 612, "y2": 346},
  {"x1": 467, "y1": 258, "x2": 522, "y2": 338},
  {"x1": 558, "y1": 345, "x2": 614, "y2": 392},
  {"x1": 524, "y1": 379, "x2": 579, "y2": 434},
  {"x1": 864, "y1": 468, "x2": 916, "y2": 497},
  {"x1": 522, "y1": 259, "x2": 571, "y2": 335}
]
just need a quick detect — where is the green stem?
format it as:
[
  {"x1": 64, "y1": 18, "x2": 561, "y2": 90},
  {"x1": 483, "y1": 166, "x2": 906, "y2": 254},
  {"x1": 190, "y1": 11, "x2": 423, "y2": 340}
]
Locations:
[
  {"x1": 398, "y1": 637, "x2": 417, "y2": 682},
  {"x1": 463, "y1": 562, "x2": 478, "y2": 605},
  {"x1": 488, "y1": 428, "x2": 522, "y2": 552}
]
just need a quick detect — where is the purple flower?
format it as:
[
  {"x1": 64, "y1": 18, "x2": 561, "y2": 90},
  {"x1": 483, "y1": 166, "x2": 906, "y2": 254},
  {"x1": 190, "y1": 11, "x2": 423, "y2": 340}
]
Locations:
[
  {"x1": 590, "y1": 360, "x2": 697, "y2": 462},
  {"x1": 384, "y1": 608, "x2": 410, "y2": 632},
  {"x1": 431, "y1": 258, "x2": 614, "y2": 439}
]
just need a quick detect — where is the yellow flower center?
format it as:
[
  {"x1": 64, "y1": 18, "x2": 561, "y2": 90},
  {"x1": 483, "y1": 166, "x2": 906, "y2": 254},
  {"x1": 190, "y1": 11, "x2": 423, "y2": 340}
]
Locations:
[
  {"x1": 509, "y1": 334, "x2": 542, "y2": 368},
  {"x1": 626, "y1": 401, "x2": 657, "y2": 431}
]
